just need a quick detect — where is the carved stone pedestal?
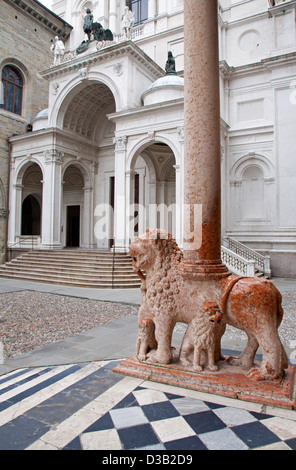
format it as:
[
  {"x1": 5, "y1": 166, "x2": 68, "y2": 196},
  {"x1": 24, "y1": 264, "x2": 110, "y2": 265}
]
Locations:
[{"x1": 113, "y1": 352, "x2": 296, "y2": 411}]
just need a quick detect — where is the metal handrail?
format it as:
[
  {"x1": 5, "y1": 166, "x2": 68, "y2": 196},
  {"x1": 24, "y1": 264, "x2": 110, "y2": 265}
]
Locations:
[
  {"x1": 7, "y1": 235, "x2": 36, "y2": 252},
  {"x1": 111, "y1": 243, "x2": 115, "y2": 289}
]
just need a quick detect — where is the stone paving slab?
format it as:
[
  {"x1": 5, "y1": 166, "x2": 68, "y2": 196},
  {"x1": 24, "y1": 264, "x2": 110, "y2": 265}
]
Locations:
[
  {"x1": 0, "y1": 360, "x2": 295, "y2": 451},
  {"x1": 0, "y1": 277, "x2": 295, "y2": 450}
]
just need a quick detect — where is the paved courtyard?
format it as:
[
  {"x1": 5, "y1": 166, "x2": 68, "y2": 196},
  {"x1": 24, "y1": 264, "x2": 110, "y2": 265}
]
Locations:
[{"x1": 0, "y1": 277, "x2": 295, "y2": 451}]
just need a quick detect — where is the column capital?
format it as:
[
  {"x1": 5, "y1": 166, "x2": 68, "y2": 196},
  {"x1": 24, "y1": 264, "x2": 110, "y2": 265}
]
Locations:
[
  {"x1": 44, "y1": 149, "x2": 64, "y2": 165},
  {"x1": 113, "y1": 136, "x2": 127, "y2": 151}
]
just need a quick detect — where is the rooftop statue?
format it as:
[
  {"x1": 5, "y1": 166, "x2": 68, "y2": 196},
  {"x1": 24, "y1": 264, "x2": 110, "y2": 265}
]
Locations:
[
  {"x1": 121, "y1": 6, "x2": 135, "y2": 40},
  {"x1": 76, "y1": 8, "x2": 114, "y2": 54},
  {"x1": 50, "y1": 36, "x2": 65, "y2": 66},
  {"x1": 165, "y1": 51, "x2": 177, "y2": 75},
  {"x1": 83, "y1": 8, "x2": 94, "y2": 42}
]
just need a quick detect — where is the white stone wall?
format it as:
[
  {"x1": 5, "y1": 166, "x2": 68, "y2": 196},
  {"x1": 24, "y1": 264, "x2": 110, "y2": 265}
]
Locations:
[{"x1": 7, "y1": 0, "x2": 296, "y2": 275}]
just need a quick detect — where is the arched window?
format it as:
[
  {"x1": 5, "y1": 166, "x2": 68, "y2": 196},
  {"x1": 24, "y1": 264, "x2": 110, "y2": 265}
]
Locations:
[
  {"x1": 0, "y1": 65, "x2": 23, "y2": 115},
  {"x1": 126, "y1": 0, "x2": 148, "y2": 25}
]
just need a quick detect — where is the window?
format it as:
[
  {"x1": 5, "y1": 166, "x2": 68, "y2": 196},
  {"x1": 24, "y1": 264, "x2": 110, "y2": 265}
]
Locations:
[
  {"x1": 126, "y1": 0, "x2": 148, "y2": 25},
  {"x1": 0, "y1": 65, "x2": 23, "y2": 115}
]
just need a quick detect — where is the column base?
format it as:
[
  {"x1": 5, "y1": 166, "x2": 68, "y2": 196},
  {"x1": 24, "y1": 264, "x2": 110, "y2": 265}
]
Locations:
[{"x1": 179, "y1": 258, "x2": 231, "y2": 280}]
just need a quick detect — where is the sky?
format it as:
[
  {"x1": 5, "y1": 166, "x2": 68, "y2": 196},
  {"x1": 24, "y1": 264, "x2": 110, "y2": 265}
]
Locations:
[{"x1": 38, "y1": 0, "x2": 53, "y2": 10}]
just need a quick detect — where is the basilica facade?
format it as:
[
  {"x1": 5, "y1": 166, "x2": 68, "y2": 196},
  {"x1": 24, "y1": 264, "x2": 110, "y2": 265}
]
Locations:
[{"x1": 5, "y1": 0, "x2": 296, "y2": 277}]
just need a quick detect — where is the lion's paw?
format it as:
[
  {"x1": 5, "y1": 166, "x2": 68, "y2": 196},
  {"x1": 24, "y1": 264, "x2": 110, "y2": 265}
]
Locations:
[
  {"x1": 137, "y1": 354, "x2": 147, "y2": 362},
  {"x1": 193, "y1": 364, "x2": 203, "y2": 373},
  {"x1": 146, "y1": 351, "x2": 172, "y2": 365},
  {"x1": 247, "y1": 367, "x2": 266, "y2": 382},
  {"x1": 227, "y1": 355, "x2": 253, "y2": 369},
  {"x1": 208, "y1": 365, "x2": 219, "y2": 372},
  {"x1": 179, "y1": 357, "x2": 191, "y2": 367}
]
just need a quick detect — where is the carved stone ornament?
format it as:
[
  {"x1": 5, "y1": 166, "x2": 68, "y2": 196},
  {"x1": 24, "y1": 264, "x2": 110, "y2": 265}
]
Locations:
[
  {"x1": 53, "y1": 83, "x2": 60, "y2": 95},
  {"x1": 79, "y1": 67, "x2": 88, "y2": 79},
  {"x1": 113, "y1": 63, "x2": 123, "y2": 76},
  {"x1": 114, "y1": 136, "x2": 127, "y2": 151},
  {"x1": 44, "y1": 149, "x2": 64, "y2": 164},
  {"x1": 128, "y1": 228, "x2": 288, "y2": 383}
]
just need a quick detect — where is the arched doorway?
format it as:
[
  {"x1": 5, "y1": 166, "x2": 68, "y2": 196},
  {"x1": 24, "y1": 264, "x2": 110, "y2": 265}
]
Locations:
[
  {"x1": 21, "y1": 195, "x2": 41, "y2": 236},
  {"x1": 59, "y1": 81, "x2": 116, "y2": 249},
  {"x1": 63, "y1": 165, "x2": 84, "y2": 248},
  {"x1": 20, "y1": 163, "x2": 43, "y2": 239},
  {"x1": 131, "y1": 142, "x2": 176, "y2": 240}
]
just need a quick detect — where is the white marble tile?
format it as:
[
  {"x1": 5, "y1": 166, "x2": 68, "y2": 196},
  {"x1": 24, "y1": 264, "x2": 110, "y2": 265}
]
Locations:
[
  {"x1": 110, "y1": 406, "x2": 149, "y2": 429},
  {"x1": 171, "y1": 397, "x2": 210, "y2": 415},
  {"x1": 262, "y1": 417, "x2": 296, "y2": 441},
  {"x1": 213, "y1": 407, "x2": 258, "y2": 427},
  {"x1": 133, "y1": 389, "x2": 169, "y2": 406},
  {"x1": 151, "y1": 416, "x2": 195, "y2": 442},
  {"x1": 200, "y1": 428, "x2": 249, "y2": 451},
  {"x1": 80, "y1": 429, "x2": 122, "y2": 450}
]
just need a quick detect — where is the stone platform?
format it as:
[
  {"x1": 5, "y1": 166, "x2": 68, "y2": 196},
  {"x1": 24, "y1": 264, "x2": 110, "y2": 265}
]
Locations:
[{"x1": 113, "y1": 351, "x2": 296, "y2": 411}]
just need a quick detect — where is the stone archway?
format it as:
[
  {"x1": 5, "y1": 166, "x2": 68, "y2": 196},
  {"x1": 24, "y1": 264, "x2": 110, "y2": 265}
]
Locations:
[
  {"x1": 59, "y1": 81, "x2": 116, "y2": 142},
  {"x1": 62, "y1": 164, "x2": 84, "y2": 248},
  {"x1": 21, "y1": 195, "x2": 41, "y2": 236},
  {"x1": 130, "y1": 142, "x2": 176, "y2": 240},
  {"x1": 20, "y1": 163, "x2": 43, "y2": 242}
]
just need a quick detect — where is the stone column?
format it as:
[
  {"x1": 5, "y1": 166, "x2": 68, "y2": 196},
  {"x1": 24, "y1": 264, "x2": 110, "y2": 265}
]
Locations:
[
  {"x1": 180, "y1": 0, "x2": 229, "y2": 279},
  {"x1": 41, "y1": 149, "x2": 64, "y2": 249},
  {"x1": 109, "y1": 0, "x2": 117, "y2": 32},
  {"x1": 148, "y1": 0, "x2": 157, "y2": 18},
  {"x1": 114, "y1": 136, "x2": 127, "y2": 252}
]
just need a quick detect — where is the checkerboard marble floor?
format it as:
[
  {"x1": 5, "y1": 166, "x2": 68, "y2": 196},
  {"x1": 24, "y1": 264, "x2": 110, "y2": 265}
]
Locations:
[{"x1": 0, "y1": 360, "x2": 295, "y2": 451}]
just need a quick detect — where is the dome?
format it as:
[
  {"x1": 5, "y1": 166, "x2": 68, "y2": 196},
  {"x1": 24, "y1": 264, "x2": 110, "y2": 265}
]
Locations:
[
  {"x1": 142, "y1": 75, "x2": 184, "y2": 106},
  {"x1": 34, "y1": 108, "x2": 49, "y2": 120},
  {"x1": 32, "y1": 108, "x2": 49, "y2": 131}
]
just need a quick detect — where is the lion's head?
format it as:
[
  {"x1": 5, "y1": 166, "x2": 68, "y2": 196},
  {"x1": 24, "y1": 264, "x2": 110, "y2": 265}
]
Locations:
[{"x1": 129, "y1": 229, "x2": 182, "y2": 281}]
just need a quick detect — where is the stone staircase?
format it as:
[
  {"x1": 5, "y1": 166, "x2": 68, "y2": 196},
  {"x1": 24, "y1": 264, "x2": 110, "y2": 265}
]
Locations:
[
  {"x1": 221, "y1": 237, "x2": 271, "y2": 278},
  {"x1": 0, "y1": 237, "x2": 271, "y2": 288},
  {"x1": 0, "y1": 250, "x2": 141, "y2": 289}
]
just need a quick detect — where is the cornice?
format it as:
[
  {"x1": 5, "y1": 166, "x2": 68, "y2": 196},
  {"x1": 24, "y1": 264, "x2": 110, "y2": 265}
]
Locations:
[
  {"x1": 4, "y1": 0, "x2": 73, "y2": 39},
  {"x1": 219, "y1": 51, "x2": 296, "y2": 79},
  {"x1": 108, "y1": 98, "x2": 184, "y2": 122},
  {"x1": 39, "y1": 40, "x2": 165, "y2": 81}
]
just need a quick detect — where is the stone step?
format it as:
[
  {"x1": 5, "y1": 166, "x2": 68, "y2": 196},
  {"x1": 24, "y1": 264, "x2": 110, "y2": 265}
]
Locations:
[
  {"x1": 21, "y1": 253, "x2": 132, "y2": 262},
  {"x1": 0, "y1": 249, "x2": 140, "y2": 288},
  {"x1": 0, "y1": 271, "x2": 141, "y2": 288},
  {"x1": 23, "y1": 249, "x2": 130, "y2": 256},
  {"x1": 0, "y1": 265, "x2": 138, "y2": 280},
  {"x1": 8, "y1": 259, "x2": 132, "y2": 269}
]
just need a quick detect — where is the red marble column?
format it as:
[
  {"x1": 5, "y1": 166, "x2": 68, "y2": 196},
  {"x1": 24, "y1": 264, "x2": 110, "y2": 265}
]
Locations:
[{"x1": 180, "y1": 0, "x2": 229, "y2": 279}]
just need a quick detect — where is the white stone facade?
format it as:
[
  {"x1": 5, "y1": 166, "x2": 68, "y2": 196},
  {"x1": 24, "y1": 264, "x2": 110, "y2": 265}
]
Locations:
[{"x1": 7, "y1": 0, "x2": 296, "y2": 277}]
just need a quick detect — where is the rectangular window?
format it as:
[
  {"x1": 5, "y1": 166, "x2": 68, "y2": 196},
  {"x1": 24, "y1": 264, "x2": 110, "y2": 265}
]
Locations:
[{"x1": 126, "y1": 0, "x2": 148, "y2": 25}]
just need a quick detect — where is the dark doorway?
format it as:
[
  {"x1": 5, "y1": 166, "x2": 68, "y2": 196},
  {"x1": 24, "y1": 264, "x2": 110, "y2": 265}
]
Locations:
[
  {"x1": 134, "y1": 173, "x2": 139, "y2": 236},
  {"x1": 21, "y1": 195, "x2": 41, "y2": 235},
  {"x1": 109, "y1": 176, "x2": 115, "y2": 249},
  {"x1": 66, "y1": 205, "x2": 80, "y2": 247}
]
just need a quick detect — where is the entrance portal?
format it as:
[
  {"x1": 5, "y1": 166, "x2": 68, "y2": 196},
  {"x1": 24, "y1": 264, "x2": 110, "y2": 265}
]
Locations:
[
  {"x1": 21, "y1": 195, "x2": 41, "y2": 236},
  {"x1": 66, "y1": 205, "x2": 80, "y2": 247}
]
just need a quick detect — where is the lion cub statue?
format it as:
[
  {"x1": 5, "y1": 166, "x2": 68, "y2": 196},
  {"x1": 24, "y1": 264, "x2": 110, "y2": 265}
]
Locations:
[{"x1": 179, "y1": 303, "x2": 225, "y2": 372}]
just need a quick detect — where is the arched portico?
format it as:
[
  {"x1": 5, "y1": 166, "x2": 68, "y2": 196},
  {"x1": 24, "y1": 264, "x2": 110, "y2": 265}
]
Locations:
[
  {"x1": 50, "y1": 75, "x2": 120, "y2": 131},
  {"x1": 62, "y1": 162, "x2": 94, "y2": 248},
  {"x1": 8, "y1": 161, "x2": 44, "y2": 248},
  {"x1": 113, "y1": 135, "x2": 183, "y2": 252}
]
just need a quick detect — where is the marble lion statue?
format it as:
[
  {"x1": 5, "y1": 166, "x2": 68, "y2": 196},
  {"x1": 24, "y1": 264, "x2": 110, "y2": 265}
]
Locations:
[{"x1": 129, "y1": 228, "x2": 288, "y2": 382}]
